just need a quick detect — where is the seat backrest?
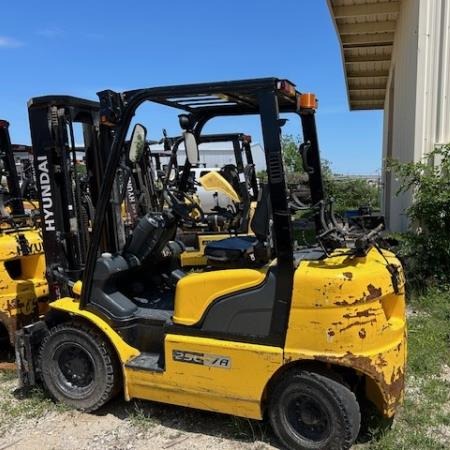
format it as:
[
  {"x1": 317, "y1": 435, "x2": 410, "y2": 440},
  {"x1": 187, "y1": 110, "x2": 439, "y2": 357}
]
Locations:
[
  {"x1": 220, "y1": 164, "x2": 241, "y2": 195},
  {"x1": 250, "y1": 184, "x2": 271, "y2": 240}
]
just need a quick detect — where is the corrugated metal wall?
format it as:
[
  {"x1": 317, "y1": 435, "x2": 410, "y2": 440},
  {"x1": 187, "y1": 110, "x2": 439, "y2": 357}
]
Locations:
[
  {"x1": 383, "y1": 0, "x2": 450, "y2": 231},
  {"x1": 416, "y1": 0, "x2": 450, "y2": 149}
]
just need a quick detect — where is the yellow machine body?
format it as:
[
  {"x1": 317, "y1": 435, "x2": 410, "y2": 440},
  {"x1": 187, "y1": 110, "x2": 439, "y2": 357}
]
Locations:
[
  {"x1": 6, "y1": 201, "x2": 40, "y2": 216},
  {"x1": 198, "y1": 171, "x2": 240, "y2": 203},
  {"x1": 0, "y1": 228, "x2": 48, "y2": 345},
  {"x1": 179, "y1": 233, "x2": 240, "y2": 267},
  {"x1": 50, "y1": 246, "x2": 406, "y2": 420},
  {"x1": 173, "y1": 268, "x2": 266, "y2": 325}
]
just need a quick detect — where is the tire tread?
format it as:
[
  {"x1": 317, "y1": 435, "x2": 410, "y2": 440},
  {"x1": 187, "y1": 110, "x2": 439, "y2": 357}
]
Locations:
[
  {"x1": 38, "y1": 320, "x2": 120, "y2": 412},
  {"x1": 269, "y1": 369, "x2": 361, "y2": 450}
]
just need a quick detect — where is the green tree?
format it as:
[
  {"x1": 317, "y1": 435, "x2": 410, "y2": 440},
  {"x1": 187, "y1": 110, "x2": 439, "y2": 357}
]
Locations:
[
  {"x1": 326, "y1": 177, "x2": 380, "y2": 213},
  {"x1": 281, "y1": 134, "x2": 304, "y2": 173}
]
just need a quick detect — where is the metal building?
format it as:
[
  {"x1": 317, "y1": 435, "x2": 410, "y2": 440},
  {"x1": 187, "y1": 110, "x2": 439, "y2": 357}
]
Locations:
[
  {"x1": 150, "y1": 141, "x2": 266, "y2": 172},
  {"x1": 328, "y1": 0, "x2": 450, "y2": 230}
]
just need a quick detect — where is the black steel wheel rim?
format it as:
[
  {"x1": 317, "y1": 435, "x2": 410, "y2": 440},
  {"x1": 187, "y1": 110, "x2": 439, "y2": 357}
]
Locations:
[
  {"x1": 285, "y1": 392, "x2": 332, "y2": 442},
  {"x1": 53, "y1": 342, "x2": 95, "y2": 398}
]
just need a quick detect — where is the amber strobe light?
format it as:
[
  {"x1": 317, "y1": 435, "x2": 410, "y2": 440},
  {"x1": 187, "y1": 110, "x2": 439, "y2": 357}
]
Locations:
[{"x1": 299, "y1": 93, "x2": 317, "y2": 110}]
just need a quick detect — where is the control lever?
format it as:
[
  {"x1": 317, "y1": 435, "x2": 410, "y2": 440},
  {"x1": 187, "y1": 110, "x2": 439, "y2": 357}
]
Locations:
[
  {"x1": 354, "y1": 223, "x2": 384, "y2": 255},
  {"x1": 318, "y1": 200, "x2": 329, "y2": 232},
  {"x1": 328, "y1": 198, "x2": 348, "y2": 234}
]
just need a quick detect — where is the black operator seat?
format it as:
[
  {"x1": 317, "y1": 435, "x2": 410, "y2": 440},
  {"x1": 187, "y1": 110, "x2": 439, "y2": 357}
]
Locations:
[
  {"x1": 220, "y1": 164, "x2": 240, "y2": 194},
  {"x1": 204, "y1": 184, "x2": 271, "y2": 267}
]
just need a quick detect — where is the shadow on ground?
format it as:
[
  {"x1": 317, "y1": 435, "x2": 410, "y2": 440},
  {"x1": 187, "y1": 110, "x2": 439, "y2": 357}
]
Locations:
[{"x1": 356, "y1": 401, "x2": 394, "y2": 446}]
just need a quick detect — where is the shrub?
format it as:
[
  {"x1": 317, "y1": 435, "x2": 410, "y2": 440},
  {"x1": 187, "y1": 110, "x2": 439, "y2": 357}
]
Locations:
[
  {"x1": 325, "y1": 176, "x2": 380, "y2": 214},
  {"x1": 388, "y1": 145, "x2": 450, "y2": 286}
]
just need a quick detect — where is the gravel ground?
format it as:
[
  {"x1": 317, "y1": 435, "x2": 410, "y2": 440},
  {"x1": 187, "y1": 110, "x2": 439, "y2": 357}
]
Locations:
[{"x1": 0, "y1": 371, "x2": 279, "y2": 450}]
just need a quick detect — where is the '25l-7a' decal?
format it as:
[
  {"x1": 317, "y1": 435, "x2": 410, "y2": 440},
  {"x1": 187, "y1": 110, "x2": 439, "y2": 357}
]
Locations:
[{"x1": 172, "y1": 350, "x2": 231, "y2": 369}]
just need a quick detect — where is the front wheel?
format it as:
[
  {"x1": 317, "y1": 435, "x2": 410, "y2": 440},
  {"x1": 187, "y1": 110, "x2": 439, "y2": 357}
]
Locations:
[
  {"x1": 39, "y1": 321, "x2": 120, "y2": 412},
  {"x1": 269, "y1": 370, "x2": 361, "y2": 450}
]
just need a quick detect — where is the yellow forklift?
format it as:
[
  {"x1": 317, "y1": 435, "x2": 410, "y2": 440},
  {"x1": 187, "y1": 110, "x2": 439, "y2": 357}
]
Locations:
[
  {"x1": 17, "y1": 79, "x2": 406, "y2": 450},
  {"x1": 0, "y1": 120, "x2": 47, "y2": 352}
]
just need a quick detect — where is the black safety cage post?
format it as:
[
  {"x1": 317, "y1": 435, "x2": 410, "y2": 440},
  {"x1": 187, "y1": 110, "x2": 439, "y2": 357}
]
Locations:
[
  {"x1": 299, "y1": 103, "x2": 326, "y2": 234},
  {"x1": 0, "y1": 120, "x2": 25, "y2": 215},
  {"x1": 230, "y1": 135, "x2": 251, "y2": 231},
  {"x1": 28, "y1": 96, "x2": 106, "y2": 299},
  {"x1": 257, "y1": 88, "x2": 294, "y2": 341},
  {"x1": 79, "y1": 78, "x2": 324, "y2": 346},
  {"x1": 241, "y1": 136, "x2": 259, "y2": 200}
]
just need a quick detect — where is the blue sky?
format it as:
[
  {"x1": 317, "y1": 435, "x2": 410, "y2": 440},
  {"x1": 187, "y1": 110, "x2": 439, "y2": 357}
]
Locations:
[{"x1": 0, "y1": 0, "x2": 383, "y2": 174}]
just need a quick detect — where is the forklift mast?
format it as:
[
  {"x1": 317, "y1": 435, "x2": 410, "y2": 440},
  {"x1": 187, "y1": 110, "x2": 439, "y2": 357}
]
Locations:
[
  {"x1": 28, "y1": 96, "x2": 119, "y2": 299},
  {"x1": 0, "y1": 120, "x2": 25, "y2": 215}
]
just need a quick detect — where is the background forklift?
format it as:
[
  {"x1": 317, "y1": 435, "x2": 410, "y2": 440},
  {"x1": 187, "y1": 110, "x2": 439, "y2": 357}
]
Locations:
[
  {"x1": 18, "y1": 78, "x2": 406, "y2": 450},
  {"x1": 158, "y1": 132, "x2": 260, "y2": 266},
  {"x1": 0, "y1": 120, "x2": 47, "y2": 354}
]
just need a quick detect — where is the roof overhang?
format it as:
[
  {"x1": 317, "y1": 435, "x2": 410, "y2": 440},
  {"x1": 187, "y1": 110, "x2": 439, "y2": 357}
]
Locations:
[{"x1": 327, "y1": 0, "x2": 400, "y2": 110}]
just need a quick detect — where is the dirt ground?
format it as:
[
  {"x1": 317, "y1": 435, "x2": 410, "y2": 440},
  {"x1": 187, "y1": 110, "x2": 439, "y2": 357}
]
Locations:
[
  {"x1": 0, "y1": 370, "x2": 279, "y2": 450},
  {"x1": 0, "y1": 369, "x2": 383, "y2": 450}
]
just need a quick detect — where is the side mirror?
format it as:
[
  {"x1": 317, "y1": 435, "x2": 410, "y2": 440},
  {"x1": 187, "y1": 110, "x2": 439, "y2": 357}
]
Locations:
[
  {"x1": 129, "y1": 124, "x2": 147, "y2": 163},
  {"x1": 184, "y1": 131, "x2": 199, "y2": 165}
]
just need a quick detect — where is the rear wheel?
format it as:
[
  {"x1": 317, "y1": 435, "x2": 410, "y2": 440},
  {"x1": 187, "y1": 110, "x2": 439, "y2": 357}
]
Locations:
[
  {"x1": 39, "y1": 321, "x2": 120, "y2": 412},
  {"x1": 269, "y1": 370, "x2": 360, "y2": 450}
]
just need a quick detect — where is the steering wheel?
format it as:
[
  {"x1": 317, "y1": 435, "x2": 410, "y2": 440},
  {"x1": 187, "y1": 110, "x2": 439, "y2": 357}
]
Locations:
[{"x1": 164, "y1": 189, "x2": 204, "y2": 225}]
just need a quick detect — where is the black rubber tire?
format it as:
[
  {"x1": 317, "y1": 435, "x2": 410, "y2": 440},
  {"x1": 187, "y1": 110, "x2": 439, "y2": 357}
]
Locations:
[
  {"x1": 269, "y1": 370, "x2": 361, "y2": 450},
  {"x1": 38, "y1": 321, "x2": 120, "y2": 412}
]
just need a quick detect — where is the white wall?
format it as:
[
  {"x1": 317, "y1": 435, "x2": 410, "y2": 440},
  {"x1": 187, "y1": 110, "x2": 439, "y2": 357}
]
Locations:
[
  {"x1": 383, "y1": 0, "x2": 450, "y2": 231},
  {"x1": 415, "y1": 0, "x2": 450, "y2": 149},
  {"x1": 157, "y1": 142, "x2": 267, "y2": 172},
  {"x1": 197, "y1": 143, "x2": 266, "y2": 172}
]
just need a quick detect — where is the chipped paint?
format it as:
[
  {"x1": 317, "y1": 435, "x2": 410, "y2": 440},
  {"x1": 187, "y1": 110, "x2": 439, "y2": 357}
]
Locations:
[
  {"x1": 367, "y1": 284, "x2": 382, "y2": 300},
  {"x1": 326, "y1": 329, "x2": 336, "y2": 343},
  {"x1": 343, "y1": 308, "x2": 379, "y2": 319},
  {"x1": 287, "y1": 246, "x2": 407, "y2": 419},
  {"x1": 339, "y1": 318, "x2": 377, "y2": 333},
  {"x1": 313, "y1": 346, "x2": 405, "y2": 416}
]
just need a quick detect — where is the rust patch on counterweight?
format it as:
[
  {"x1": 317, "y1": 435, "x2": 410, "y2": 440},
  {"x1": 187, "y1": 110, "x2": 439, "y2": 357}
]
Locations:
[
  {"x1": 313, "y1": 350, "x2": 405, "y2": 415},
  {"x1": 334, "y1": 284, "x2": 383, "y2": 307},
  {"x1": 343, "y1": 308, "x2": 378, "y2": 319},
  {"x1": 339, "y1": 319, "x2": 377, "y2": 333},
  {"x1": 367, "y1": 284, "x2": 382, "y2": 300}
]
